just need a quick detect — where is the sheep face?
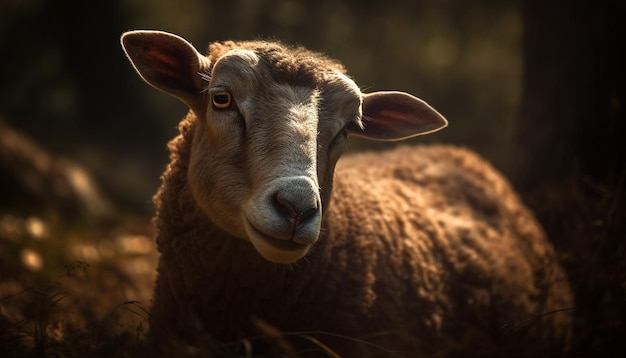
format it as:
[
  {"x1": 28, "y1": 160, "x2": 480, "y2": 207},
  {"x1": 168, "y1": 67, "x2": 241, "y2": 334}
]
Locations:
[
  {"x1": 190, "y1": 50, "x2": 354, "y2": 264},
  {"x1": 121, "y1": 30, "x2": 448, "y2": 264}
]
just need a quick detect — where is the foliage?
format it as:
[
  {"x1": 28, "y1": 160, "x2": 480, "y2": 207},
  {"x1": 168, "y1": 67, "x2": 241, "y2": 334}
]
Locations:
[{"x1": 0, "y1": 0, "x2": 521, "y2": 212}]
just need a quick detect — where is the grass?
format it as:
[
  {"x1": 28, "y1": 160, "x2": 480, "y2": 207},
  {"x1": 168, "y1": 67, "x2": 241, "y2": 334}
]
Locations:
[{"x1": 0, "y1": 214, "x2": 155, "y2": 357}]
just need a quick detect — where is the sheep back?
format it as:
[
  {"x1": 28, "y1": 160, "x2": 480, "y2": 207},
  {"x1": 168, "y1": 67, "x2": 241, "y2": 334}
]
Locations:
[{"x1": 329, "y1": 145, "x2": 573, "y2": 352}]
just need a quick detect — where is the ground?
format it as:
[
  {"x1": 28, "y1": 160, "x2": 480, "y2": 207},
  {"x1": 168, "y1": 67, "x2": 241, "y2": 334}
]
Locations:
[{"x1": 0, "y1": 214, "x2": 157, "y2": 357}]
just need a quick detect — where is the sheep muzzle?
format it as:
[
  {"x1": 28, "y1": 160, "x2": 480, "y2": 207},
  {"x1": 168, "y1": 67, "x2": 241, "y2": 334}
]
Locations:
[{"x1": 243, "y1": 176, "x2": 322, "y2": 264}]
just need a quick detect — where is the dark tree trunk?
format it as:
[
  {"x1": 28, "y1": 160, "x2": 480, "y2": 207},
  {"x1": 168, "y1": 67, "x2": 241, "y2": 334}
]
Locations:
[
  {"x1": 514, "y1": 1, "x2": 625, "y2": 190},
  {"x1": 513, "y1": 0, "x2": 625, "y2": 355}
]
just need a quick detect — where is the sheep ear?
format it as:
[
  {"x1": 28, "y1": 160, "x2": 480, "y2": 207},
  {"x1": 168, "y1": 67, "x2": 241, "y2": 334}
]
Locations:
[
  {"x1": 349, "y1": 91, "x2": 448, "y2": 141},
  {"x1": 121, "y1": 30, "x2": 209, "y2": 109}
]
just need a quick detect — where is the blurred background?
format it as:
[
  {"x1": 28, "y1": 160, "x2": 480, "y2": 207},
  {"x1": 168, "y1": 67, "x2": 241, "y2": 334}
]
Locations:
[
  {"x1": 0, "y1": 0, "x2": 522, "y2": 213},
  {"x1": 0, "y1": 0, "x2": 624, "y2": 356}
]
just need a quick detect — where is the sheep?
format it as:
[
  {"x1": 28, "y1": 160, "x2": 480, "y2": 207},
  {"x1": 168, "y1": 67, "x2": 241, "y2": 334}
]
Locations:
[{"x1": 121, "y1": 30, "x2": 573, "y2": 356}]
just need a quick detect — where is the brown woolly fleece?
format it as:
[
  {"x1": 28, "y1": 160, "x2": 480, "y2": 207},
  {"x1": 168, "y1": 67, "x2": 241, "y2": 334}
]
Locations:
[
  {"x1": 149, "y1": 113, "x2": 573, "y2": 356},
  {"x1": 206, "y1": 40, "x2": 347, "y2": 87}
]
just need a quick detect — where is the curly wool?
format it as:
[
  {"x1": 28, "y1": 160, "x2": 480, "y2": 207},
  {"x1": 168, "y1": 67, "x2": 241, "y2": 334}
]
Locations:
[
  {"x1": 206, "y1": 40, "x2": 346, "y2": 87},
  {"x1": 149, "y1": 112, "x2": 573, "y2": 355}
]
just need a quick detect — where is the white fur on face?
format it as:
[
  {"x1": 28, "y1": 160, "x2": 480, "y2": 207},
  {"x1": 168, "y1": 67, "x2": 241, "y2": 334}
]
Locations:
[
  {"x1": 189, "y1": 50, "x2": 362, "y2": 263},
  {"x1": 241, "y1": 84, "x2": 322, "y2": 263}
]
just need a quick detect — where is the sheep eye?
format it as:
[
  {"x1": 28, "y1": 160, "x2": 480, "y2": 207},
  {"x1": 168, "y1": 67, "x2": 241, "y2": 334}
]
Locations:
[{"x1": 212, "y1": 92, "x2": 232, "y2": 109}]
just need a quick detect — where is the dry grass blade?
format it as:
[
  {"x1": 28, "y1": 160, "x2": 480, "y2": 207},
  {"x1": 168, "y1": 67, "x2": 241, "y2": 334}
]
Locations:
[
  {"x1": 501, "y1": 307, "x2": 576, "y2": 338},
  {"x1": 297, "y1": 334, "x2": 341, "y2": 358}
]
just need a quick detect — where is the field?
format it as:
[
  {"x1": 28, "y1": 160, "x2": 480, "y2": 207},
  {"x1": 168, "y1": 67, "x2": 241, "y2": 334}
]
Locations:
[{"x1": 0, "y1": 215, "x2": 157, "y2": 357}]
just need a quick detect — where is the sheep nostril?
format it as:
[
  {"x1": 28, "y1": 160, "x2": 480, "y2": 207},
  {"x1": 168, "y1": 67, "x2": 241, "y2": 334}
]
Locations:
[
  {"x1": 273, "y1": 193, "x2": 298, "y2": 220},
  {"x1": 297, "y1": 205, "x2": 319, "y2": 223},
  {"x1": 273, "y1": 192, "x2": 319, "y2": 225}
]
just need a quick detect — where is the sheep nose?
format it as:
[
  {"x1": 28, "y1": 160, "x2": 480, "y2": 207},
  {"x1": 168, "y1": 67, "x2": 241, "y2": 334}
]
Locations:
[{"x1": 271, "y1": 178, "x2": 320, "y2": 227}]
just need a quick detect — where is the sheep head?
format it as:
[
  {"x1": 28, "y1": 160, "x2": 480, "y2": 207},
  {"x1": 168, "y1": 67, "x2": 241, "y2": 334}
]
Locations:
[{"x1": 121, "y1": 30, "x2": 447, "y2": 264}]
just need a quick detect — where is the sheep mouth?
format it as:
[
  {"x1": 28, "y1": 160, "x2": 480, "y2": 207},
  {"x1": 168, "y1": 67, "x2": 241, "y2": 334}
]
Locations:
[{"x1": 243, "y1": 219, "x2": 311, "y2": 264}]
